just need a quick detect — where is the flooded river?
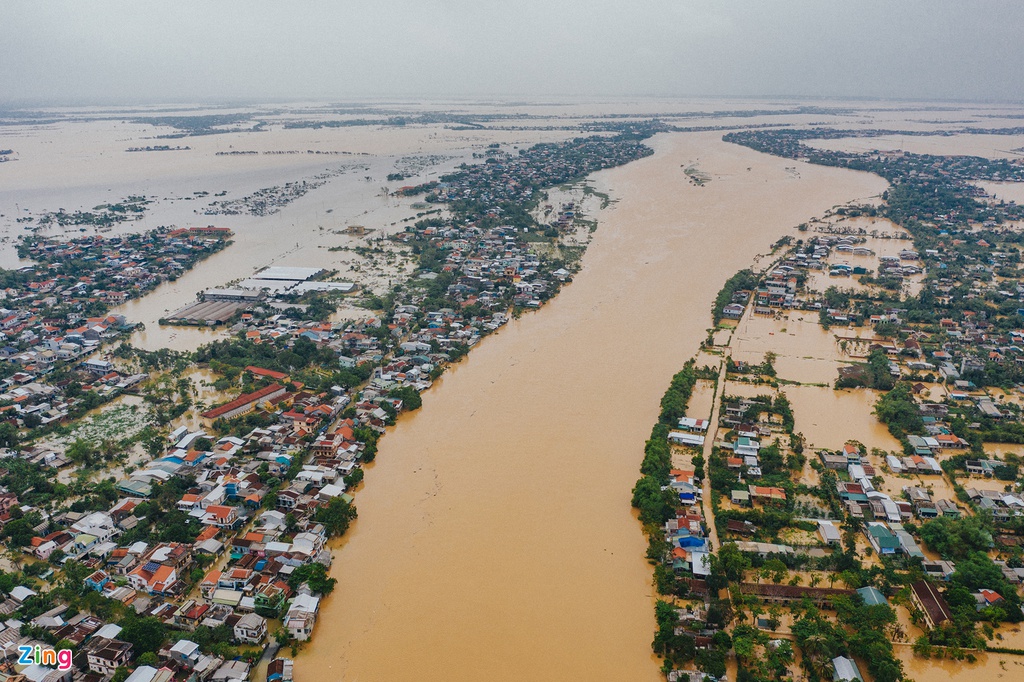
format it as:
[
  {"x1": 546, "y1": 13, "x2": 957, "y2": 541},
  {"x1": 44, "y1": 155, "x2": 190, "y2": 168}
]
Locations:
[{"x1": 296, "y1": 130, "x2": 886, "y2": 681}]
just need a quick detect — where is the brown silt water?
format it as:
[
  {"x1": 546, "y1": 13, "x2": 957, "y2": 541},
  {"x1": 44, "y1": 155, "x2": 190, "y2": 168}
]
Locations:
[{"x1": 296, "y1": 131, "x2": 886, "y2": 681}]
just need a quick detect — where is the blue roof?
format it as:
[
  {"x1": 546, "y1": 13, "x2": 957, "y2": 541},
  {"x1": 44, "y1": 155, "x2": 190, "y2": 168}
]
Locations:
[{"x1": 856, "y1": 586, "x2": 889, "y2": 606}]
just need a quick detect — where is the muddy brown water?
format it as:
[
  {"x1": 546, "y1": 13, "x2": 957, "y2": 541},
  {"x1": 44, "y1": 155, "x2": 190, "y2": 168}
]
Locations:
[{"x1": 295, "y1": 131, "x2": 886, "y2": 681}]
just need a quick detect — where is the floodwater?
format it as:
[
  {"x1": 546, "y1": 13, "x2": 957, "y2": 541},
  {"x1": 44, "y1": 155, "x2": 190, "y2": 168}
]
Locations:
[
  {"x1": 716, "y1": 377, "x2": 900, "y2": 453},
  {"x1": 807, "y1": 133, "x2": 1024, "y2": 160},
  {"x1": 783, "y1": 385, "x2": 900, "y2": 452},
  {"x1": 977, "y1": 181, "x2": 1024, "y2": 204},
  {"x1": 896, "y1": 647, "x2": 1024, "y2": 682},
  {"x1": 296, "y1": 130, "x2": 886, "y2": 681},
  {"x1": 732, "y1": 311, "x2": 845, "y2": 385},
  {"x1": 9, "y1": 102, "x2": 1024, "y2": 680},
  {"x1": 0, "y1": 116, "x2": 572, "y2": 351}
]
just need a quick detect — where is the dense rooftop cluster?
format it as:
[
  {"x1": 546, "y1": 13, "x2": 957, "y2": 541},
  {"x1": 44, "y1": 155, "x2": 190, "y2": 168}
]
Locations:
[
  {"x1": 0, "y1": 122, "x2": 674, "y2": 681},
  {"x1": 637, "y1": 128, "x2": 1024, "y2": 682},
  {"x1": 17, "y1": 228, "x2": 232, "y2": 318}
]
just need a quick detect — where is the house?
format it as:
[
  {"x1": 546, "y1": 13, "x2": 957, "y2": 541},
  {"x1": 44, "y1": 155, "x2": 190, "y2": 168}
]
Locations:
[
  {"x1": 30, "y1": 536, "x2": 58, "y2": 560},
  {"x1": 86, "y1": 638, "x2": 133, "y2": 676},
  {"x1": 748, "y1": 485, "x2": 786, "y2": 503},
  {"x1": 731, "y1": 490, "x2": 751, "y2": 507},
  {"x1": 267, "y1": 658, "x2": 294, "y2": 682},
  {"x1": 965, "y1": 460, "x2": 997, "y2": 477},
  {"x1": 891, "y1": 524, "x2": 925, "y2": 559},
  {"x1": 81, "y1": 358, "x2": 114, "y2": 374},
  {"x1": 936, "y1": 498, "x2": 961, "y2": 518},
  {"x1": 668, "y1": 431, "x2": 705, "y2": 448},
  {"x1": 169, "y1": 639, "x2": 201, "y2": 669},
  {"x1": 202, "y1": 505, "x2": 240, "y2": 529},
  {"x1": 865, "y1": 523, "x2": 899, "y2": 555},
  {"x1": 841, "y1": 443, "x2": 862, "y2": 464},
  {"x1": 911, "y1": 580, "x2": 953, "y2": 629},
  {"x1": 974, "y1": 589, "x2": 1005, "y2": 610},
  {"x1": 174, "y1": 600, "x2": 211, "y2": 630},
  {"x1": 200, "y1": 570, "x2": 222, "y2": 598},
  {"x1": 201, "y1": 383, "x2": 287, "y2": 424},
  {"x1": 205, "y1": 585, "x2": 242, "y2": 609},
  {"x1": 254, "y1": 582, "x2": 289, "y2": 616},
  {"x1": 141, "y1": 542, "x2": 192, "y2": 570},
  {"x1": 211, "y1": 660, "x2": 250, "y2": 682},
  {"x1": 904, "y1": 486, "x2": 937, "y2": 519},
  {"x1": 722, "y1": 303, "x2": 745, "y2": 319},
  {"x1": 856, "y1": 586, "x2": 889, "y2": 606},
  {"x1": 677, "y1": 417, "x2": 709, "y2": 432},
  {"x1": 233, "y1": 612, "x2": 267, "y2": 644},
  {"x1": 11, "y1": 585, "x2": 37, "y2": 603},
  {"x1": 922, "y1": 560, "x2": 957, "y2": 582},
  {"x1": 935, "y1": 433, "x2": 968, "y2": 450},
  {"x1": 832, "y1": 656, "x2": 863, "y2": 682},
  {"x1": 734, "y1": 437, "x2": 760, "y2": 457},
  {"x1": 738, "y1": 582, "x2": 851, "y2": 608},
  {"x1": 818, "y1": 521, "x2": 842, "y2": 546},
  {"x1": 734, "y1": 541, "x2": 794, "y2": 557},
  {"x1": 246, "y1": 366, "x2": 290, "y2": 383},
  {"x1": 127, "y1": 561, "x2": 177, "y2": 595},
  {"x1": 219, "y1": 567, "x2": 253, "y2": 591},
  {"x1": 284, "y1": 593, "x2": 320, "y2": 641},
  {"x1": 819, "y1": 452, "x2": 848, "y2": 470},
  {"x1": 124, "y1": 666, "x2": 162, "y2": 682},
  {"x1": 727, "y1": 520, "x2": 758, "y2": 537},
  {"x1": 84, "y1": 570, "x2": 110, "y2": 592}
]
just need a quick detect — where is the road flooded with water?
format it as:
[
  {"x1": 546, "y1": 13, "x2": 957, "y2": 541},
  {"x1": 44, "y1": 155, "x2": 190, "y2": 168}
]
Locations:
[{"x1": 296, "y1": 130, "x2": 886, "y2": 681}]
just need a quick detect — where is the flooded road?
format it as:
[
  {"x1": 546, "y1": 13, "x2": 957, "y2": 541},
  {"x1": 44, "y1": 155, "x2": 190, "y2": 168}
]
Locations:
[{"x1": 296, "y1": 130, "x2": 886, "y2": 681}]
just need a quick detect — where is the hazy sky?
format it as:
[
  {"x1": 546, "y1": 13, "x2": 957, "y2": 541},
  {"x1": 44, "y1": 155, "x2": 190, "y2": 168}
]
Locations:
[{"x1": 2, "y1": 0, "x2": 1022, "y2": 105}]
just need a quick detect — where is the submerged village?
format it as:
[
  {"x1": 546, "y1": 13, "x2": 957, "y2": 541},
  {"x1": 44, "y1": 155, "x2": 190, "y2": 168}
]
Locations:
[
  {"x1": 5, "y1": 108, "x2": 1024, "y2": 682},
  {"x1": 635, "y1": 126, "x2": 1024, "y2": 682},
  {"x1": 0, "y1": 124, "x2": 655, "y2": 682}
]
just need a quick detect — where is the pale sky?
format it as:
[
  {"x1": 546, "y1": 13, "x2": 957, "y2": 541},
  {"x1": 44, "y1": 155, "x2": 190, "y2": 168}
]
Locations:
[{"x1": 1, "y1": 0, "x2": 1021, "y2": 105}]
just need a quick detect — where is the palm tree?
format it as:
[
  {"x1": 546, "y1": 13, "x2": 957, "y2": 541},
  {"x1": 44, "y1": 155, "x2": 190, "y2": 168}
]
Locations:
[{"x1": 800, "y1": 633, "x2": 833, "y2": 680}]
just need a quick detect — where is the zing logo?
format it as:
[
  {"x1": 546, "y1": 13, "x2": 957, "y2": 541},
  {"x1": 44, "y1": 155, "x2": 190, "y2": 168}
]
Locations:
[{"x1": 18, "y1": 644, "x2": 73, "y2": 670}]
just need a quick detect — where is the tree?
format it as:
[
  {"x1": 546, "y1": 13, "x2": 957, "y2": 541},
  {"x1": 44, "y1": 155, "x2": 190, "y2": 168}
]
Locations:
[
  {"x1": 119, "y1": 616, "x2": 167, "y2": 654},
  {"x1": 388, "y1": 386, "x2": 422, "y2": 411},
  {"x1": 0, "y1": 422, "x2": 17, "y2": 447},
  {"x1": 631, "y1": 475, "x2": 676, "y2": 526},
  {"x1": 314, "y1": 497, "x2": 358, "y2": 538},
  {"x1": 766, "y1": 605, "x2": 783, "y2": 631},
  {"x1": 343, "y1": 467, "x2": 364, "y2": 487},
  {"x1": 288, "y1": 562, "x2": 337, "y2": 596},
  {"x1": 792, "y1": 611, "x2": 845, "y2": 680},
  {"x1": 708, "y1": 543, "x2": 750, "y2": 592},
  {"x1": 868, "y1": 349, "x2": 896, "y2": 390},
  {"x1": 874, "y1": 383, "x2": 924, "y2": 439},
  {"x1": 2, "y1": 517, "x2": 36, "y2": 548},
  {"x1": 762, "y1": 558, "x2": 788, "y2": 584},
  {"x1": 918, "y1": 516, "x2": 993, "y2": 560},
  {"x1": 137, "y1": 652, "x2": 159, "y2": 666},
  {"x1": 66, "y1": 438, "x2": 97, "y2": 466}
]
